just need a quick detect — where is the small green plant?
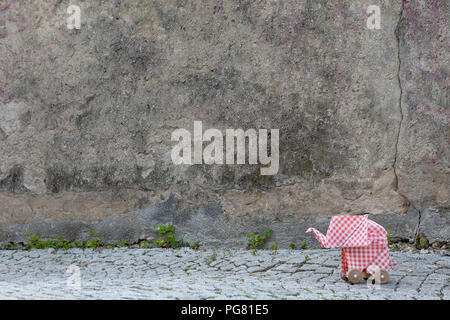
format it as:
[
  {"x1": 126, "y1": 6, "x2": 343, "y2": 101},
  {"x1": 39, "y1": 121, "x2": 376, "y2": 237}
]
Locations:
[
  {"x1": 57, "y1": 237, "x2": 72, "y2": 250},
  {"x1": 20, "y1": 232, "x2": 115, "y2": 250},
  {"x1": 80, "y1": 228, "x2": 103, "y2": 249},
  {"x1": 153, "y1": 224, "x2": 189, "y2": 249},
  {"x1": 190, "y1": 242, "x2": 201, "y2": 250},
  {"x1": 270, "y1": 243, "x2": 277, "y2": 253},
  {"x1": 24, "y1": 233, "x2": 44, "y2": 249},
  {"x1": 3, "y1": 243, "x2": 18, "y2": 250},
  {"x1": 85, "y1": 237, "x2": 102, "y2": 249},
  {"x1": 305, "y1": 255, "x2": 309, "y2": 262},
  {"x1": 16, "y1": 230, "x2": 200, "y2": 251},
  {"x1": 288, "y1": 242, "x2": 297, "y2": 249},
  {"x1": 153, "y1": 238, "x2": 165, "y2": 247},
  {"x1": 23, "y1": 233, "x2": 57, "y2": 250},
  {"x1": 301, "y1": 241, "x2": 307, "y2": 249},
  {"x1": 387, "y1": 233, "x2": 392, "y2": 246},
  {"x1": 419, "y1": 237, "x2": 427, "y2": 249},
  {"x1": 71, "y1": 240, "x2": 84, "y2": 248},
  {"x1": 138, "y1": 240, "x2": 151, "y2": 248},
  {"x1": 246, "y1": 228, "x2": 274, "y2": 253},
  {"x1": 118, "y1": 240, "x2": 129, "y2": 247},
  {"x1": 43, "y1": 239, "x2": 57, "y2": 249}
]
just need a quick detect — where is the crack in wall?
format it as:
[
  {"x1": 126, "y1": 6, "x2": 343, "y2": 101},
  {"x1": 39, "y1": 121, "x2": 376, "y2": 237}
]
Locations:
[
  {"x1": 393, "y1": 4, "x2": 404, "y2": 190},
  {"x1": 393, "y1": 2, "x2": 422, "y2": 243}
]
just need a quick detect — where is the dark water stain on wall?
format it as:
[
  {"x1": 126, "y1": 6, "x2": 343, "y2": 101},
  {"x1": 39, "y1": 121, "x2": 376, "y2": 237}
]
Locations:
[{"x1": 0, "y1": 166, "x2": 27, "y2": 193}]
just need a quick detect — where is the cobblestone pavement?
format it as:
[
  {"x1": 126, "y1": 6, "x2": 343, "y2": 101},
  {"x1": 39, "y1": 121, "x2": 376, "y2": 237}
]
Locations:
[{"x1": 0, "y1": 248, "x2": 448, "y2": 300}]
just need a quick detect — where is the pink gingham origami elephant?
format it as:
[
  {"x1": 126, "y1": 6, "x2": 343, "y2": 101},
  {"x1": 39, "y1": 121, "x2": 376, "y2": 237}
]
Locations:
[{"x1": 307, "y1": 215, "x2": 396, "y2": 284}]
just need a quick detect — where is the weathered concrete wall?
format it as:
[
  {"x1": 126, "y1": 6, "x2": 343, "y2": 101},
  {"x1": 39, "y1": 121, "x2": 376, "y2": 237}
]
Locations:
[{"x1": 0, "y1": 0, "x2": 448, "y2": 247}]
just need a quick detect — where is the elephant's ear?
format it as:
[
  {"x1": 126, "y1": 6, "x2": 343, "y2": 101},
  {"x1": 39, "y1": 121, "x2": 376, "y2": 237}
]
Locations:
[
  {"x1": 342, "y1": 216, "x2": 371, "y2": 247},
  {"x1": 325, "y1": 215, "x2": 370, "y2": 248}
]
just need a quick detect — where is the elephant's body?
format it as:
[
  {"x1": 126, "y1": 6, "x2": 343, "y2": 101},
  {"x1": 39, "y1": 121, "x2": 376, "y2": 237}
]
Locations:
[{"x1": 307, "y1": 215, "x2": 396, "y2": 283}]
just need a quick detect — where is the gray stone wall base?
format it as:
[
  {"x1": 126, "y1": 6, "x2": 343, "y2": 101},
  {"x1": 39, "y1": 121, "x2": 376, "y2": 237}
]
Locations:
[{"x1": 1, "y1": 195, "x2": 447, "y2": 248}]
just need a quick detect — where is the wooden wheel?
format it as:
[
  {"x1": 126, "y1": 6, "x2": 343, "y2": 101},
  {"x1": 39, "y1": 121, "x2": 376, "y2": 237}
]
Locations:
[
  {"x1": 347, "y1": 269, "x2": 362, "y2": 284},
  {"x1": 377, "y1": 269, "x2": 389, "y2": 284}
]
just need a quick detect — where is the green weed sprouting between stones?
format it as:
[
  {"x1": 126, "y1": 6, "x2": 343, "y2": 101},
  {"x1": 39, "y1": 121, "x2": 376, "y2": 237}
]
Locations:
[
  {"x1": 153, "y1": 224, "x2": 190, "y2": 249},
  {"x1": 387, "y1": 233, "x2": 400, "y2": 251},
  {"x1": 418, "y1": 236, "x2": 428, "y2": 249},
  {"x1": 246, "y1": 228, "x2": 274, "y2": 253},
  {"x1": 138, "y1": 240, "x2": 152, "y2": 248},
  {"x1": 23, "y1": 233, "x2": 56, "y2": 250},
  {"x1": 22, "y1": 231, "x2": 103, "y2": 250},
  {"x1": 301, "y1": 241, "x2": 307, "y2": 249},
  {"x1": 118, "y1": 240, "x2": 129, "y2": 247},
  {"x1": 85, "y1": 237, "x2": 102, "y2": 249},
  {"x1": 4, "y1": 228, "x2": 200, "y2": 251},
  {"x1": 288, "y1": 241, "x2": 308, "y2": 250},
  {"x1": 2, "y1": 243, "x2": 18, "y2": 250},
  {"x1": 56, "y1": 237, "x2": 85, "y2": 250},
  {"x1": 190, "y1": 242, "x2": 201, "y2": 250},
  {"x1": 57, "y1": 237, "x2": 71, "y2": 249},
  {"x1": 270, "y1": 243, "x2": 277, "y2": 253}
]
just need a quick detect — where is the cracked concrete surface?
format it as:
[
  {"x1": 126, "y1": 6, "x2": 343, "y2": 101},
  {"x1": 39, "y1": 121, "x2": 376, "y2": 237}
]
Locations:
[{"x1": 0, "y1": 248, "x2": 448, "y2": 300}]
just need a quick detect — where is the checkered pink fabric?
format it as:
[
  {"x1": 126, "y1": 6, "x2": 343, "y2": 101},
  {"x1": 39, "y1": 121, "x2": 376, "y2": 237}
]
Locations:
[
  {"x1": 307, "y1": 215, "x2": 396, "y2": 276},
  {"x1": 306, "y1": 215, "x2": 371, "y2": 248}
]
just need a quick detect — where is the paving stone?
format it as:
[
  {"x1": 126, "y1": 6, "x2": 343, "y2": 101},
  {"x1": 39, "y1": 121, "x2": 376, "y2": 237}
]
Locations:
[{"x1": 0, "y1": 249, "x2": 447, "y2": 299}]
